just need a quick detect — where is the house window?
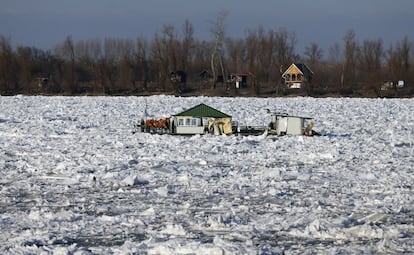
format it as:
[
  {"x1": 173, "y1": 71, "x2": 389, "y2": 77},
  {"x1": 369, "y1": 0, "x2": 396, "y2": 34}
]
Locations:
[
  {"x1": 191, "y1": 118, "x2": 198, "y2": 126},
  {"x1": 185, "y1": 118, "x2": 191, "y2": 126},
  {"x1": 178, "y1": 119, "x2": 184, "y2": 126},
  {"x1": 285, "y1": 74, "x2": 291, "y2": 81}
]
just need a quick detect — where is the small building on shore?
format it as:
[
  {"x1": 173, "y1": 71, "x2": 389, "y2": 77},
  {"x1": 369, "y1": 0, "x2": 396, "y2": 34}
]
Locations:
[{"x1": 281, "y1": 63, "x2": 313, "y2": 89}]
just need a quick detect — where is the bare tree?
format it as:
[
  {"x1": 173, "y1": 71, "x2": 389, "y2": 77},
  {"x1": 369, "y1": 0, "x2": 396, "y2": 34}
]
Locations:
[
  {"x1": 118, "y1": 38, "x2": 135, "y2": 92},
  {"x1": 192, "y1": 40, "x2": 213, "y2": 88},
  {"x1": 304, "y1": 42, "x2": 323, "y2": 66},
  {"x1": 180, "y1": 19, "x2": 194, "y2": 72},
  {"x1": 89, "y1": 39, "x2": 105, "y2": 93},
  {"x1": 225, "y1": 38, "x2": 245, "y2": 74},
  {"x1": 245, "y1": 29, "x2": 259, "y2": 76},
  {"x1": 54, "y1": 35, "x2": 77, "y2": 93},
  {"x1": 64, "y1": 35, "x2": 76, "y2": 93},
  {"x1": 274, "y1": 28, "x2": 296, "y2": 68},
  {"x1": 273, "y1": 28, "x2": 297, "y2": 94},
  {"x1": 257, "y1": 27, "x2": 275, "y2": 84},
  {"x1": 0, "y1": 36, "x2": 18, "y2": 94},
  {"x1": 103, "y1": 37, "x2": 124, "y2": 93},
  {"x1": 386, "y1": 36, "x2": 411, "y2": 82},
  {"x1": 359, "y1": 38, "x2": 383, "y2": 89},
  {"x1": 245, "y1": 29, "x2": 260, "y2": 94},
  {"x1": 74, "y1": 39, "x2": 102, "y2": 93},
  {"x1": 162, "y1": 24, "x2": 179, "y2": 72},
  {"x1": 210, "y1": 10, "x2": 228, "y2": 89},
  {"x1": 326, "y1": 42, "x2": 344, "y2": 90},
  {"x1": 303, "y1": 42, "x2": 323, "y2": 95},
  {"x1": 136, "y1": 37, "x2": 150, "y2": 90},
  {"x1": 328, "y1": 43, "x2": 343, "y2": 64},
  {"x1": 150, "y1": 33, "x2": 169, "y2": 91},
  {"x1": 16, "y1": 46, "x2": 32, "y2": 92},
  {"x1": 343, "y1": 30, "x2": 358, "y2": 88}
]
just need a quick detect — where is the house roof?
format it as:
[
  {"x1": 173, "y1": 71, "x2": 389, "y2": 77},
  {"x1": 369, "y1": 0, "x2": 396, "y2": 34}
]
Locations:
[
  {"x1": 173, "y1": 103, "x2": 231, "y2": 118},
  {"x1": 282, "y1": 63, "x2": 313, "y2": 77}
]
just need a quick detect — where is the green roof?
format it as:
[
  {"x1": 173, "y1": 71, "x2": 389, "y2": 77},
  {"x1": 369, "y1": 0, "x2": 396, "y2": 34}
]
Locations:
[{"x1": 173, "y1": 103, "x2": 231, "y2": 118}]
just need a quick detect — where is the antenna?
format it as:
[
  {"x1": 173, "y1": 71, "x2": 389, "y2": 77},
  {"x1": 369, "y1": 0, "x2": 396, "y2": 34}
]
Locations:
[{"x1": 144, "y1": 98, "x2": 148, "y2": 119}]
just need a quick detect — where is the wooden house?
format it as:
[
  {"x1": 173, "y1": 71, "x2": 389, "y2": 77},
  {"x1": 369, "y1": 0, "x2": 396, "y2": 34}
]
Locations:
[
  {"x1": 170, "y1": 70, "x2": 187, "y2": 84},
  {"x1": 228, "y1": 73, "x2": 248, "y2": 88},
  {"x1": 380, "y1": 80, "x2": 405, "y2": 91},
  {"x1": 171, "y1": 103, "x2": 232, "y2": 135},
  {"x1": 281, "y1": 63, "x2": 313, "y2": 89}
]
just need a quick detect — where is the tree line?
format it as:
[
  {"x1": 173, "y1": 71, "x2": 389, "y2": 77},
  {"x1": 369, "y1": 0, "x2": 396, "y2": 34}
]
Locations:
[{"x1": 0, "y1": 18, "x2": 413, "y2": 97}]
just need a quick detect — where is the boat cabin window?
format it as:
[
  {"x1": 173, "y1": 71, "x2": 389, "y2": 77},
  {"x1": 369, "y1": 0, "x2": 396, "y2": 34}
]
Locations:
[
  {"x1": 185, "y1": 118, "x2": 191, "y2": 126},
  {"x1": 178, "y1": 117, "x2": 200, "y2": 126}
]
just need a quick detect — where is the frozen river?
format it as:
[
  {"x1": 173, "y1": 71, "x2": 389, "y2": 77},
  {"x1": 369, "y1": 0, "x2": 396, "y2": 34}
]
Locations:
[{"x1": 0, "y1": 96, "x2": 413, "y2": 254}]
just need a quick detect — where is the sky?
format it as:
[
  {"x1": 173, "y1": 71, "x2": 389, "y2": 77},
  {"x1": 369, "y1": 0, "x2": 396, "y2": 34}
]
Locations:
[{"x1": 0, "y1": 0, "x2": 412, "y2": 55}]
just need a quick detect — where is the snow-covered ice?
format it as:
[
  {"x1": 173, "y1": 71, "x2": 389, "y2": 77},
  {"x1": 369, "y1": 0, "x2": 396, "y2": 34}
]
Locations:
[{"x1": 0, "y1": 95, "x2": 413, "y2": 254}]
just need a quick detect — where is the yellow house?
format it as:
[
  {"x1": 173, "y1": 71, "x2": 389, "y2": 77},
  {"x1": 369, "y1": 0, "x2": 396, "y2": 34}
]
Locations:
[{"x1": 281, "y1": 63, "x2": 313, "y2": 89}]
